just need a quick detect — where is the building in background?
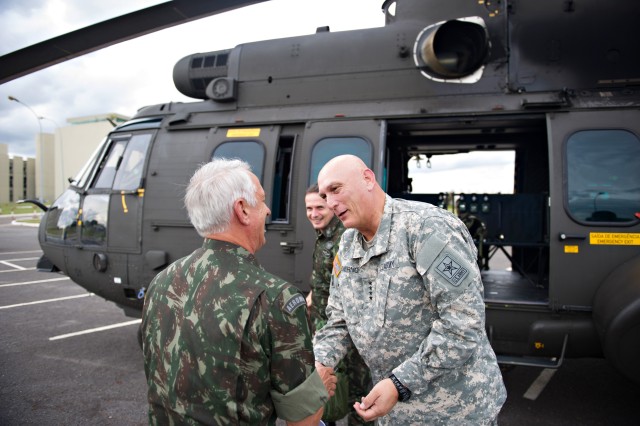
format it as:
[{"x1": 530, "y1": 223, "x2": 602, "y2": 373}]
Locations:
[
  {"x1": 52, "y1": 113, "x2": 129, "y2": 198},
  {"x1": 0, "y1": 144, "x2": 9, "y2": 203},
  {"x1": 0, "y1": 113, "x2": 129, "y2": 205}
]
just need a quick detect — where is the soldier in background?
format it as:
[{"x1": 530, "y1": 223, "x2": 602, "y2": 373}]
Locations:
[
  {"x1": 142, "y1": 158, "x2": 336, "y2": 425},
  {"x1": 313, "y1": 155, "x2": 506, "y2": 425},
  {"x1": 305, "y1": 184, "x2": 373, "y2": 426}
]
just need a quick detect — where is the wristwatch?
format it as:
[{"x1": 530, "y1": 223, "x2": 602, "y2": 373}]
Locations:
[{"x1": 388, "y1": 373, "x2": 412, "y2": 402}]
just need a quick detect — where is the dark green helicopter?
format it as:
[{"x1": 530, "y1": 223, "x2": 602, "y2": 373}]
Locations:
[{"x1": 8, "y1": 0, "x2": 640, "y2": 385}]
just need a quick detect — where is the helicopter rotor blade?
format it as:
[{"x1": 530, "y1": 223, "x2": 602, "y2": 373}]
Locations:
[{"x1": 0, "y1": 0, "x2": 268, "y2": 84}]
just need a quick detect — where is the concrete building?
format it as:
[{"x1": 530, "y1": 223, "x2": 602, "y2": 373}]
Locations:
[
  {"x1": 1, "y1": 113, "x2": 129, "y2": 205},
  {"x1": 0, "y1": 144, "x2": 36, "y2": 204},
  {"x1": 0, "y1": 144, "x2": 9, "y2": 203}
]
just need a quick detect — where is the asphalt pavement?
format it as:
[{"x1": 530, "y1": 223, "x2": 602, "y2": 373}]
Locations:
[{"x1": 1, "y1": 217, "x2": 639, "y2": 425}]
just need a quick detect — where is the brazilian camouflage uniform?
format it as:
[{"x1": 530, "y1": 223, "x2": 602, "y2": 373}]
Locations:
[
  {"x1": 309, "y1": 215, "x2": 345, "y2": 328},
  {"x1": 314, "y1": 195, "x2": 507, "y2": 425},
  {"x1": 142, "y1": 239, "x2": 328, "y2": 425},
  {"x1": 309, "y1": 216, "x2": 373, "y2": 426}
]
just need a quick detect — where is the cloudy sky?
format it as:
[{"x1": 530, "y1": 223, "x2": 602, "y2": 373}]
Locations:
[{"x1": 0, "y1": 0, "x2": 385, "y2": 157}]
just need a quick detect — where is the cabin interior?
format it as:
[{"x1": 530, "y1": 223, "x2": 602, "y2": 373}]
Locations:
[{"x1": 385, "y1": 115, "x2": 550, "y2": 306}]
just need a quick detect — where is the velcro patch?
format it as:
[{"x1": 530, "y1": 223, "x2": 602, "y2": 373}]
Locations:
[
  {"x1": 434, "y1": 253, "x2": 469, "y2": 287},
  {"x1": 284, "y1": 293, "x2": 306, "y2": 315}
]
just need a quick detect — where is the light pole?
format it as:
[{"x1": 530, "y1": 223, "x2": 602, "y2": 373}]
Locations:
[{"x1": 8, "y1": 95, "x2": 44, "y2": 203}]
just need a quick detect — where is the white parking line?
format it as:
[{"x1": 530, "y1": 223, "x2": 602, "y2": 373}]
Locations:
[
  {"x1": 49, "y1": 319, "x2": 142, "y2": 341},
  {"x1": 0, "y1": 260, "x2": 27, "y2": 270},
  {"x1": 523, "y1": 368, "x2": 557, "y2": 400},
  {"x1": 0, "y1": 268, "x2": 36, "y2": 273},
  {"x1": 1, "y1": 257, "x2": 40, "y2": 262},
  {"x1": 0, "y1": 250, "x2": 41, "y2": 255},
  {"x1": 0, "y1": 293, "x2": 93, "y2": 310},
  {"x1": 0, "y1": 277, "x2": 70, "y2": 288}
]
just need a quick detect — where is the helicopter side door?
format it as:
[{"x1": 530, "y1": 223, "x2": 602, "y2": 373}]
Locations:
[
  {"x1": 548, "y1": 110, "x2": 640, "y2": 309},
  {"x1": 294, "y1": 119, "x2": 383, "y2": 291},
  {"x1": 206, "y1": 125, "x2": 302, "y2": 284},
  {"x1": 60, "y1": 131, "x2": 152, "y2": 304}
]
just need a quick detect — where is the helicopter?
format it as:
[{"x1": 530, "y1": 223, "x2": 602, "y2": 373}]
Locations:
[{"x1": 17, "y1": 0, "x2": 640, "y2": 385}]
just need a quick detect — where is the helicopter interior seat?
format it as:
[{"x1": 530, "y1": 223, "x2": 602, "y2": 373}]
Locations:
[
  {"x1": 479, "y1": 193, "x2": 549, "y2": 287},
  {"x1": 388, "y1": 192, "x2": 489, "y2": 267},
  {"x1": 587, "y1": 210, "x2": 618, "y2": 222}
]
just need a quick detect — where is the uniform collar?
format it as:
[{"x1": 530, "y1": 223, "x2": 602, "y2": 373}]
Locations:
[
  {"x1": 351, "y1": 195, "x2": 393, "y2": 261},
  {"x1": 202, "y1": 238, "x2": 260, "y2": 266},
  {"x1": 317, "y1": 215, "x2": 343, "y2": 239}
]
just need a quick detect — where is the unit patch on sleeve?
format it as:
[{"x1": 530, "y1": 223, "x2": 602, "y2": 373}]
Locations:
[
  {"x1": 434, "y1": 253, "x2": 469, "y2": 287},
  {"x1": 284, "y1": 293, "x2": 306, "y2": 315},
  {"x1": 333, "y1": 255, "x2": 342, "y2": 277}
]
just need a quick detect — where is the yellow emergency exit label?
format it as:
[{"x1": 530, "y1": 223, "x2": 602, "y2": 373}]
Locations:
[
  {"x1": 226, "y1": 128, "x2": 261, "y2": 137},
  {"x1": 590, "y1": 233, "x2": 640, "y2": 246},
  {"x1": 564, "y1": 245, "x2": 579, "y2": 253}
]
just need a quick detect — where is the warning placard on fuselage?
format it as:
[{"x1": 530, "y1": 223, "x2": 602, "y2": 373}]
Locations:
[{"x1": 590, "y1": 233, "x2": 640, "y2": 245}]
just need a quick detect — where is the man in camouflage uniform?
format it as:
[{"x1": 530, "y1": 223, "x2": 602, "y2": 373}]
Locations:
[
  {"x1": 313, "y1": 155, "x2": 507, "y2": 425},
  {"x1": 305, "y1": 184, "x2": 373, "y2": 426},
  {"x1": 142, "y1": 158, "x2": 336, "y2": 425}
]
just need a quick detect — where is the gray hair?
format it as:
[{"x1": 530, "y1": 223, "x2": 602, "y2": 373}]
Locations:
[{"x1": 184, "y1": 158, "x2": 258, "y2": 237}]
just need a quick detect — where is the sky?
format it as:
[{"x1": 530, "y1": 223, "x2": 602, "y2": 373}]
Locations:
[
  {"x1": 0, "y1": 0, "x2": 385, "y2": 158},
  {"x1": 408, "y1": 151, "x2": 515, "y2": 194}
]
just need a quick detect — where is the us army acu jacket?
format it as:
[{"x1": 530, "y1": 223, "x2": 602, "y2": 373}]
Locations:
[
  {"x1": 142, "y1": 239, "x2": 328, "y2": 425},
  {"x1": 313, "y1": 196, "x2": 507, "y2": 425}
]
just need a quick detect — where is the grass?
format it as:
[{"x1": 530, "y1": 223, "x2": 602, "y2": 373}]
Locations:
[
  {"x1": 1, "y1": 203, "x2": 45, "y2": 223},
  {"x1": 1, "y1": 203, "x2": 38, "y2": 215}
]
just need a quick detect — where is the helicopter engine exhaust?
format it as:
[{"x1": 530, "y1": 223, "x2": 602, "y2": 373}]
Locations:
[{"x1": 414, "y1": 17, "x2": 489, "y2": 82}]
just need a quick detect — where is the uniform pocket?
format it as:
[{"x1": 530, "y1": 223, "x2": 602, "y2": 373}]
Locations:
[{"x1": 374, "y1": 275, "x2": 391, "y2": 327}]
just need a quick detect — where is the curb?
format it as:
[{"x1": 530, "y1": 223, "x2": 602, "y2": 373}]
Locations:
[{"x1": 10, "y1": 220, "x2": 40, "y2": 228}]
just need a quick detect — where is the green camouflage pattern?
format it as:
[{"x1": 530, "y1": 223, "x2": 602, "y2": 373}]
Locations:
[
  {"x1": 309, "y1": 215, "x2": 344, "y2": 330},
  {"x1": 142, "y1": 239, "x2": 321, "y2": 425},
  {"x1": 309, "y1": 216, "x2": 373, "y2": 425},
  {"x1": 314, "y1": 196, "x2": 507, "y2": 425}
]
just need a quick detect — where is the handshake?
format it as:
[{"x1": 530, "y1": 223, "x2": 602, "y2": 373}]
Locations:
[{"x1": 315, "y1": 361, "x2": 338, "y2": 396}]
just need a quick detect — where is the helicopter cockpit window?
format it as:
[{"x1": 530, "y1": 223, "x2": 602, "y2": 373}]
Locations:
[
  {"x1": 112, "y1": 134, "x2": 151, "y2": 190},
  {"x1": 309, "y1": 137, "x2": 372, "y2": 186},
  {"x1": 94, "y1": 140, "x2": 127, "y2": 189},
  {"x1": 566, "y1": 129, "x2": 640, "y2": 224},
  {"x1": 44, "y1": 189, "x2": 80, "y2": 244},
  {"x1": 81, "y1": 194, "x2": 109, "y2": 245},
  {"x1": 212, "y1": 141, "x2": 265, "y2": 181},
  {"x1": 271, "y1": 136, "x2": 295, "y2": 223}
]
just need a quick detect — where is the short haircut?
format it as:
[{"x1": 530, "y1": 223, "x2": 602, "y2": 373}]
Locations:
[
  {"x1": 184, "y1": 158, "x2": 257, "y2": 237},
  {"x1": 306, "y1": 183, "x2": 319, "y2": 194}
]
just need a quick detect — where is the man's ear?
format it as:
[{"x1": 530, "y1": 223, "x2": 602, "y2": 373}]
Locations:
[
  {"x1": 233, "y1": 199, "x2": 250, "y2": 225},
  {"x1": 363, "y1": 168, "x2": 376, "y2": 190}
]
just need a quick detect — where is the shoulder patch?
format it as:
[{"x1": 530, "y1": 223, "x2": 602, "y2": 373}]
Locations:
[
  {"x1": 333, "y1": 255, "x2": 342, "y2": 277},
  {"x1": 434, "y1": 252, "x2": 470, "y2": 287},
  {"x1": 283, "y1": 293, "x2": 306, "y2": 315}
]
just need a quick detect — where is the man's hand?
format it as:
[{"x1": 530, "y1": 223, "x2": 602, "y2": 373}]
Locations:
[
  {"x1": 353, "y1": 378, "x2": 398, "y2": 421},
  {"x1": 315, "y1": 361, "x2": 337, "y2": 397},
  {"x1": 305, "y1": 290, "x2": 313, "y2": 308}
]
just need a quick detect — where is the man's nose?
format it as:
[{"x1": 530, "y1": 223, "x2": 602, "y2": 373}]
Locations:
[{"x1": 325, "y1": 195, "x2": 338, "y2": 211}]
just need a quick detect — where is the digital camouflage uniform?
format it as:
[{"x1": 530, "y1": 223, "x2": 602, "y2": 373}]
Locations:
[
  {"x1": 310, "y1": 216, "x2": 373, "y2": 426},
  {"x1": 314, "y1": 196, "x2": 507, "y2": 425},
  {"x1": 142, "y1": 239, "x2": 328, "y2": 425}
]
